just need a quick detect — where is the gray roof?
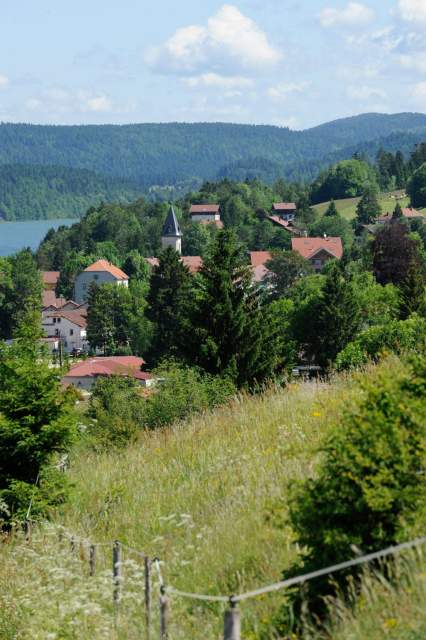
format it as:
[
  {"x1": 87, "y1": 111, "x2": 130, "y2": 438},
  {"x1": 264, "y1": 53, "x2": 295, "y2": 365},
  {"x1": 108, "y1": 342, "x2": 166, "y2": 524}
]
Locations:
[{"x1": 162, "y1": 206, "x2": 182, "y2": 237}]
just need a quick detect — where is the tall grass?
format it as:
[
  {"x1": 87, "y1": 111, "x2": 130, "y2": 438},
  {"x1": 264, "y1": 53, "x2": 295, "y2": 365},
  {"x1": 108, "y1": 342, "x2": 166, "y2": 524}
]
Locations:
[{"x1": 0, "y1": 365, "x2": 424, "y2": 638}]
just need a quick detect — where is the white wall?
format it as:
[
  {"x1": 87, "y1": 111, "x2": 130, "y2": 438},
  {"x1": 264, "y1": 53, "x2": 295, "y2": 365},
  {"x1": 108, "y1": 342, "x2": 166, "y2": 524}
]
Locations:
[{"x1": 42, "y1": 315, "x2": 89, "y2": 353}]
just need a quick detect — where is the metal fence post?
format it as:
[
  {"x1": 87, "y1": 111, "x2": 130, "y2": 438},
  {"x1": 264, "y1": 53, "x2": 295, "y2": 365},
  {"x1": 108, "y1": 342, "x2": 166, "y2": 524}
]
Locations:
[
  {"x1": 224, "y1": 598, "x2": 241, "y2": 640},
  {"x1": 144, "y1": 556, "x2": 152, "y2": 640},
  {"x1": 113, "y1": 541, "x2": 122, "y2": 606}
]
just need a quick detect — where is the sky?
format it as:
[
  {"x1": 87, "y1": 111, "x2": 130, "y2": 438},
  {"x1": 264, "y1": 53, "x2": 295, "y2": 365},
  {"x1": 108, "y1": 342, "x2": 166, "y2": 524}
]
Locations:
[{"x1": 1, "y1": 0, "x2": 426, "y2": 129}]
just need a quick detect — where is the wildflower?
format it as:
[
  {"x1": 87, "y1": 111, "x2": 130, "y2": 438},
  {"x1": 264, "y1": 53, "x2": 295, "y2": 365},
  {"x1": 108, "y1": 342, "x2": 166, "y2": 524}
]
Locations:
[
  {"x1": 383, "y1": 618, "x2": 398, "y2": 630},
  {"x1": 312, "y1": 411, "x2": 321, "y2": 418}
]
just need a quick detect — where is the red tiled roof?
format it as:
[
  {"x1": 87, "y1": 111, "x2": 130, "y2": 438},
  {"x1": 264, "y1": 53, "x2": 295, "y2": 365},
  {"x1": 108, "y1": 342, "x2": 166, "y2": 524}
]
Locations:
[
  {"x1": 42, "y1": 290, "x2": 66, "y2": 309},
  {"x1": 84, "y1": 260, "x2": 128, "y2": 280},
  {"x1": 250, "y1": 251, "x2": 272, "y2": 267},
  {"x1": 145, "y1": 256, "x2": 203, "y2": 273},
  {"x1": 190, "y1": 204, "x2": 220, "y2": 214},
  {"x1": 273, "y1": 202, "x2": 297, "y2": 211},
  {"x1": 267, "y1": 215, "x2": 293, "y2": 230},
  {"x1": 42, "y1": 271, "x2": 60, "y2": 286},
  {"x1": 64, "y1": 356, "x2": 146, "y2": 379},
  {"x1": 402, "y1": 207, "x2": 424, "y2": 218},
  {"x1": 46, "y1": 310, "x2": 87, "y2": 328},
  {"x1": 292, "y1": 237, "x2": 343, "y2": 260},
  {"x1": 181, "y1": 256, "x2": 203, "y2": 273}
]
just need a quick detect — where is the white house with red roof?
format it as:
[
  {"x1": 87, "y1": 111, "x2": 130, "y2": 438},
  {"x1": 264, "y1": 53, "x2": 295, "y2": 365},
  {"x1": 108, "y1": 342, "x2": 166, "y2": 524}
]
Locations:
[
  {"x1": 61, "y1": 356, "x2": 153, "y2": 391},
  {"x1": 292, "y1": 237, "x2": 343, "y2": 272},
  {"x1": 189, "y1": 203, "x2": 223, "y2": 228},
  {"x1": 42, "y1": 308, "x2": 88, "y2": 354},
  {"x1": 74, "y1": 260, "x2": 129, "y2": 303},
  {"x1": 250, "y1": 251, "x2": 272, "y2": 283},
  {"x1": 376, "y1": 207, "x2": 425, "y2": 225}
]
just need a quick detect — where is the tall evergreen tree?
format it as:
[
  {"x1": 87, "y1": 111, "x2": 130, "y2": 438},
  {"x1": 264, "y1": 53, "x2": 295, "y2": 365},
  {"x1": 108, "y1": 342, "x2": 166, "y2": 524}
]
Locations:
[
  {"x1": 392, "y1": 202, "x2": 403, "y2": 219},
  {"x1": 306, "y1": 262, "x2": 361, "y2": 368},
  {"x1": 146, "y1": 247, "x2": 193, "y2": 363},
  {"x1": 87, "y1": 283, "x2": 134, "y2": 355},
  {"x1": 324, "y1": 199, "x2": 339, "y2": 217},
  {"x1": 185, "y1": 229, "x2": 280, "y2": 387},
  {"x1": 373, "y1": 221, "x2": 424, "y2": 288},
  {"x1": 355, "y1": 187, "x2": 382, "y2": 225}
]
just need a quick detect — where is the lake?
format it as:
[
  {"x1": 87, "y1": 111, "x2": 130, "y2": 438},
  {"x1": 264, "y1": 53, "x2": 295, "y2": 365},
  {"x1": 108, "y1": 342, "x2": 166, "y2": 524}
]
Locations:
[{"x1": 0, "y1": 219, "x2": 77, "y2": 256}]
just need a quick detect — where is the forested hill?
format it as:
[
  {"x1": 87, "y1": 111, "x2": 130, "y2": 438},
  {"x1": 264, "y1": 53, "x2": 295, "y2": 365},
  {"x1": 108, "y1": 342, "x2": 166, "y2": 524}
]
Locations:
[
  {"x1": 1, "y1": 112, "x2": 426, "y2": 219},
  {"x1": 0, "y1": 165, "x2": 141, "y2": 221}
]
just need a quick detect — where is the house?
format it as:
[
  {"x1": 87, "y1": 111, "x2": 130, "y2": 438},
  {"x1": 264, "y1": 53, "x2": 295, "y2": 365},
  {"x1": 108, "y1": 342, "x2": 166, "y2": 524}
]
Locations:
[
  {"x1": 42, "y1": 308, "x2": 88, "y2": 354},
  {"x1": 272, "y1": 202, "x2": 297, "y2": 221},
  {"x1": 292, "y1": 237, "x2": 343, "y2": 272},
  {"x1": 189, "y1": 204, "x2": 223, "y2": 228},
  {"x1": 42, "y1": 271, "x2": 60, "y2": 291},
  {"x1": 161, "y1": 206, "x2": 183, "y2": 254},
  {"x1": 42, "y1": 290, "x2": 67, "y2": 309},
  {"x1": 376, "y1": 208, "x2": 425, "y2": 224},
  {"x1": 146, "y1": 256, "x2": 203, "y2": 274},
  {"x1": 250, "y1": 251, "x2": 272, "y2": 283},
  {"x1": 74, "y1": 260, "x2": 129, "y2": 303},
  {"x1": 61, "y1": 356, "x2": 153, "y2": 391}
]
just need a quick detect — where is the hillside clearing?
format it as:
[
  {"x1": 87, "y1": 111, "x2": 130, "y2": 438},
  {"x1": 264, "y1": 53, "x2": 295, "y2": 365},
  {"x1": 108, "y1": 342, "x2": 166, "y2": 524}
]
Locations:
[{"x1": 312, "y1": 191, "x2": 416, "y2": 220}]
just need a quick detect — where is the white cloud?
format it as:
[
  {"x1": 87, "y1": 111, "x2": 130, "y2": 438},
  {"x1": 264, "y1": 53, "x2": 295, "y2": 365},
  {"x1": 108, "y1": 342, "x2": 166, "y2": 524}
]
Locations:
[
  {"x1": 267, "y1": 81, "x2": 309, "y2": 101},
  {"x1": 399, "y1": 52, "x2": 426, "y2": 73},
  {"x1": 320, "y1": 2, "x2": 374, "y2": 27},
  {"x1": 86, "y1": 95, "x2": 112, "y2": 112},
  {"x1": 0, "y1": 74, "x2": 9, "y2": 88},
  {"x1": 346, "y1": 85, "x2": 387, "y2": 100},
  {"x1": 346, "y1": 26, "x2": 402, "y2": 53},
  {"x1": 398, "y1": 0, "x2": 426, "y2": 22},
  {"x1": 412, "y1": 81, "x2": 426, "y2": 101},
  {"x1": 184, "y1": 73, "x2": 254, "y2": 89},
  {"x1": 145, "y1": 4, "x2": 281, "y2": 75}
]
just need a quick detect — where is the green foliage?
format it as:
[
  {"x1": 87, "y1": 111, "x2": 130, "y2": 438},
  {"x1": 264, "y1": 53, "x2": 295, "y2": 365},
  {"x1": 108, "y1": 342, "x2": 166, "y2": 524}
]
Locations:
[
  {"x1": 0, "y1": 164, "x2": 141, "y2": 221},
  {"x1": 184, "y1": 230, "x2": 282, "y2": 387},
  {"x1": 0, "y1": 338, "x2": 76, "y2": 522},
  {"x1": 265, "y1": 250, "x2": 313, "y2": 299},
  {"x1": 145, "y1": 362, "x2": 236, "y2": 429},
  {"x1": 309, "y1": 214, "x2": 354, "y2": 248},
  {"x1": 88, "y1": 376, "x2": 145, "y2": 447},
  {"x1": 335, "y1": 315, "x2": 426, "y2": 371},
  {"x1": 355, "y1": 186, "x2": 382, "y2": 225},
  {"x1": 351, "y1": 271, "x2": 400, "y2": 327},
  {"x1": 324, "y1": 199, "x2": 338, "y2": 217},
  {"x1": 288, "y1": 356, "x2": 426, "y2": 612},
  {"x1": 311, "y1": 159, "x2": 378, "y2": 203},
  {"x1": 0, "y1": 249, "x2": 42, "y2": 340},
  {"x1": 146, "y1": 247, "x2": 193, "y2": 364},
  {"x1": 407, "y1": 162, "x2": 426, "y2": 208}
]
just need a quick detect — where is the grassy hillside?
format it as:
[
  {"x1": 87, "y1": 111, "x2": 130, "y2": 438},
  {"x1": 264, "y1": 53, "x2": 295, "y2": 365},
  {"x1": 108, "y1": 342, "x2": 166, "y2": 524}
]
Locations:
[
  {"x1": 1, "y1": 360, "x2": 425, "y2": 639},
  {"x1": 312, "y1": 191, "x2": 414, "y2": 220}
]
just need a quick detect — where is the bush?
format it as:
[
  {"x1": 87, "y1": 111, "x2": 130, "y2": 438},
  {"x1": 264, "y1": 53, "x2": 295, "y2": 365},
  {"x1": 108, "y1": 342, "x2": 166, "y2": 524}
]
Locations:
[
  {"x1": 146, "y1": 362, "x2": 236, "y2": 429},
  {"x1": 285, "y1": 354, "x2": 426, "y2": 620},
  {"x1": 335, "y1": 315, "x2": 426, "y2": 371}
]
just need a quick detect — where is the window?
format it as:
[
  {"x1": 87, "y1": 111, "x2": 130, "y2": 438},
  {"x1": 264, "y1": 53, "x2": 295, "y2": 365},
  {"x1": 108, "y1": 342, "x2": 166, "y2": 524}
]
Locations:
[
  {"x1": 53, "y1": 317, "x2": 57, "y2": 324},
  {"x1": 82, "y1": 283, "x2": 87, "y2": 290},
  {"x1": 70, "y1": 329, "x2": 74, "y2": 336},
  {"x1": 93, "y1": 274, "x2": 99, "y2": 281}
]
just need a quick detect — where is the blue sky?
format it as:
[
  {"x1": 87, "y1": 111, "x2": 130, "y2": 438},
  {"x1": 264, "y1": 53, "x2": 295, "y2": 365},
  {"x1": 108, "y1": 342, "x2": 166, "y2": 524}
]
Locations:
[{"x1": 1, "y1": 0, "x2": 426, "y2": 128}]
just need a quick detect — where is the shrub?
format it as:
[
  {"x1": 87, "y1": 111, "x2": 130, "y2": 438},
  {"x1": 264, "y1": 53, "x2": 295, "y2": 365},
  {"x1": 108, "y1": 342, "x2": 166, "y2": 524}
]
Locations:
[
  {"x1": 335, "y1": 315, "x2": 426, "y2": 371},
  {"x1": 285, "y1": 354, "x2": 426, "y2": 620},
  {"x1": 145, "y1": 362, "x2": 236, "y2": 429}
]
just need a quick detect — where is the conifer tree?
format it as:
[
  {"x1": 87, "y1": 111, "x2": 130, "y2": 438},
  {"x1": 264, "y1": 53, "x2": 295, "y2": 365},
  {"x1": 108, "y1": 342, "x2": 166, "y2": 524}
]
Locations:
[
  {"x1": 146, "y1": 247, "x2": 193, "y2": 363},
  {"x1": 185, "y1": 229, "x2": 280, "y2": 387},
  {"x1": 324, "y1": 199, "x2": 339, "y2": 217},
  {"x1": 392, "y1": 202, "x2": 403, "y2": 219},
  {"x1": 307, "y1": 262, "x2": 361, "y2": 368},
  {"x1": 355, "y1": 187, "x2": 382, "y2": 225}
]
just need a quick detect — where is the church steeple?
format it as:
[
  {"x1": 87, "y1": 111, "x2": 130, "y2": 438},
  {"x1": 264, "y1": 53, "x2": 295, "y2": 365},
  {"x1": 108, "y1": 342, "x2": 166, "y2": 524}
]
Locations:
[{"x1": 161, "y1": 206, "x2": 182, "y2": 254}]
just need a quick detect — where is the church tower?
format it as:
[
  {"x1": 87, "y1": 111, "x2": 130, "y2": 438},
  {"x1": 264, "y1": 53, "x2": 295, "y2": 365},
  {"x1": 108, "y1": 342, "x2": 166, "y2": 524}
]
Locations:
[{"x1": 161, "y1": 206, "x2": 182, "y2": 254}]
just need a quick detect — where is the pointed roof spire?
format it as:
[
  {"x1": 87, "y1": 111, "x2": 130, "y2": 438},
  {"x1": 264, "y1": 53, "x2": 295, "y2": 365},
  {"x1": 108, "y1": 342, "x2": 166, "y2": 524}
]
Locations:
[{"x1": 162, "y1": 206, "x2": 182, "y2": 237}]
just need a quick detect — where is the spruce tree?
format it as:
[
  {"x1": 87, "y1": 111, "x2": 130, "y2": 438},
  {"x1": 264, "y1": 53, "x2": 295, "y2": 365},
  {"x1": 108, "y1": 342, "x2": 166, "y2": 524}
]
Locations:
[
  {"x1": 324, "y1": 199, "x2": 339, "y2": 217},
  {"x1": 308, "y1": 262, "x2": 361, "y2": 368},
  {"x1": 392, "y1": 202, "x2": 403, "y2": 219},
  {"x1": 146, "y1": 247, "x2": 193, "y2": 363},
  {"x1": 185, "y1": 229, "x2": 279, "y2": 387},
  {"x1": 355, "y1": 187, "x2": 382, "y2": 225}
]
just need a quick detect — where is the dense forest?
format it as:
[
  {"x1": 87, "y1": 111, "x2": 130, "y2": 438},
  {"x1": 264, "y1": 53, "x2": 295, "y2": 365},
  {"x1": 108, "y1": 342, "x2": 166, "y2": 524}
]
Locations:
[
  {"x1": 0, "y1": 165, "x2": 142, "y2": 220},
  {"x1": 1, "y1": 113, "x2": 426, "y2": 219}
]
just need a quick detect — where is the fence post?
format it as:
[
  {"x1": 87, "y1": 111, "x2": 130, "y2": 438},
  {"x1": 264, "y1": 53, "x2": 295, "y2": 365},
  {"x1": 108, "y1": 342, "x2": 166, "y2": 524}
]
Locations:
[
  {"x1": 89, "y1": 544, "x2": 97, "y2": 577},
  {"x1": 24, "y1": 519, "x2": 31, "y2": 543},
  {"x1": 224, "y1": 598, "x2": 241, "y2": 640},
  {"x1": 113, "y1": 541, "x2": 122, "y2": 607},
  {"x1": 144, "y1": 556, "x2": 152, "y2": 640},
  {"x1": 159, "y1": 586, "x2": 169, "y2": 640}
]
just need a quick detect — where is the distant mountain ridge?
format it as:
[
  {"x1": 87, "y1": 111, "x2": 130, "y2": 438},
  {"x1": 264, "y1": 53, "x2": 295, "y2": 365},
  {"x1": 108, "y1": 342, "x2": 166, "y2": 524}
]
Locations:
[{"x1": 1, "y1": 113, "x2": 426, "y2": 219}]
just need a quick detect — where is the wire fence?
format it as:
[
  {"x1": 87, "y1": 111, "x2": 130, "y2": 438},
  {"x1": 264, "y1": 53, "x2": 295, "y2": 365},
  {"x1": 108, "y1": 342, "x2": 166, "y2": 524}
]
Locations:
[{"x1": 16, "y1": 516, "x2": 426, "y2": 640}]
